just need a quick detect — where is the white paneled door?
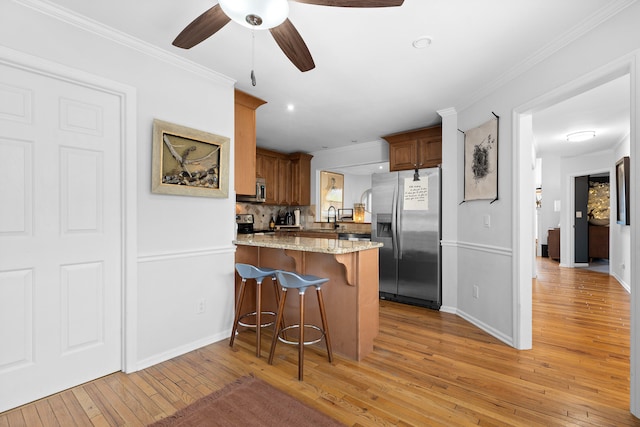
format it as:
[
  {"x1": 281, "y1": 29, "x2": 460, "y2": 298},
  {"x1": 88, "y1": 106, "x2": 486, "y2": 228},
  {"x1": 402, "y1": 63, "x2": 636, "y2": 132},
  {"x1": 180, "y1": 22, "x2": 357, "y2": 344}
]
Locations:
[{"x1": 0, "y1": 63, "x2": 122, "y2": 412}]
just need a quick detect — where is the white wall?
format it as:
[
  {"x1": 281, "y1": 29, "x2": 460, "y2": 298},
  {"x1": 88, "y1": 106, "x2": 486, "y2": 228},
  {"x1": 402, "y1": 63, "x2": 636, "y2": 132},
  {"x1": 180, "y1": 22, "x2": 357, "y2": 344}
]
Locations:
[
  {"x1": 539, "y1": 155, "x2": 562, "y2": 244},
  {"x1": 2, "y1": 0, "x2": 237, "y2": 369}
]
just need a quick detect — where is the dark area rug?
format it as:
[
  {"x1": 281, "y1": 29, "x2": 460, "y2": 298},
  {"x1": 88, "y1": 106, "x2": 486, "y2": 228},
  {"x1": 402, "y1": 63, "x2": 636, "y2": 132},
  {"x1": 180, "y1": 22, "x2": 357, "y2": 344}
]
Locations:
[{"x1": 148, "y1": 375, "x2": 344, "y2": 426}]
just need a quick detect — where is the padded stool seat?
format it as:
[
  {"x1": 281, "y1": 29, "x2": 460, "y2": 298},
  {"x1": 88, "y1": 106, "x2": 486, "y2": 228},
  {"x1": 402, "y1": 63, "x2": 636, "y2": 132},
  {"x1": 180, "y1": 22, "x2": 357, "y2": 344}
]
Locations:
[
  {"x1": 268, "y1": 270, "x2": 333, "y2": 380},
  {"x1": 230, "y1": 263, "x2": 281, "y2": 358}
]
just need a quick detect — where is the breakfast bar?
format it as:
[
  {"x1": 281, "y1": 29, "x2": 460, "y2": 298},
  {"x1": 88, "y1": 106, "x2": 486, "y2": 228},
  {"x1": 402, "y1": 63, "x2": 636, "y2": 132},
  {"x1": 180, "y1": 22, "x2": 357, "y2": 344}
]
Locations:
[{"x1": 233, "y1": 234, "x2": 382, "y2": 361}]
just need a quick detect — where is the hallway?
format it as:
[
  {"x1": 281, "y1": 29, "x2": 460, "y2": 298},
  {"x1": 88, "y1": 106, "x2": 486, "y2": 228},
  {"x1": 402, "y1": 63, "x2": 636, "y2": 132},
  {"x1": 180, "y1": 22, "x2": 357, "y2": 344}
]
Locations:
[{"x1": 533, "y1": 256, "x2": 631, "y2": 417}]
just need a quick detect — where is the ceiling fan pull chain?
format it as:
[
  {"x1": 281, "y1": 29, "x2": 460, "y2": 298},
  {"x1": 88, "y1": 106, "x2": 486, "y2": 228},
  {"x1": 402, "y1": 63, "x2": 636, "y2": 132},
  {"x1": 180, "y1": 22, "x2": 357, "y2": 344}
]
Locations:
[{"x1": 250, "y1": 30, "x2": 257, "y2": 86}]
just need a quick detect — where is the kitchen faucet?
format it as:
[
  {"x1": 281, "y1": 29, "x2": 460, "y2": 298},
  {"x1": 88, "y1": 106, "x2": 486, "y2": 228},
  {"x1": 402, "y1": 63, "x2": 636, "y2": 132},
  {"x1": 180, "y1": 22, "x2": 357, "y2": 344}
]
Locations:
[{"x1": 327, "y1": 205, "x2": 339, "y2": 229}]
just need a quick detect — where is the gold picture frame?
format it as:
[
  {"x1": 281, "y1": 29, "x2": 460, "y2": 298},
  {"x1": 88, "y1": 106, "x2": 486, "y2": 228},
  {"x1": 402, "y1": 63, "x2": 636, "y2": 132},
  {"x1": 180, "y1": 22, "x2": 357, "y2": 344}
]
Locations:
[
  {"x1": 151, "y1": 119, "x2": 230, "y2": 198},
  {"x1": 320, "y1": 171, "x2": 344, "y2": 222}
]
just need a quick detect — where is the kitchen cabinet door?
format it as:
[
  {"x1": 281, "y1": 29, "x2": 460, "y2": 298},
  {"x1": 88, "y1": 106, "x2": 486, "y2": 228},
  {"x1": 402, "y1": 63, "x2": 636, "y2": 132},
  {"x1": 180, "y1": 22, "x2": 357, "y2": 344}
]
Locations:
[
  {"x1": 290, "y1": 152, "x2": 312, "y2": 206},
  {"x1": 384, "y1": 125, "x2": 442, "y2": 172},
  {"x1": 277, "y1": 157, "x2": 292, "y2": 205},
  {"x1": 257, "y1": 149, "x2": 279, "y2": 204},
  {"x1": 389, "y1": 140, "x2": 417, "y2": 172},
  {"x1": 256, "y1": 149, "x2": 312, "y2": 206},
  {"x1": 234, "y1": 90, "x2": 266, "y2": 195},
  {"x1": 417, "y1": 133, "x2": 442, "y2": 168}
]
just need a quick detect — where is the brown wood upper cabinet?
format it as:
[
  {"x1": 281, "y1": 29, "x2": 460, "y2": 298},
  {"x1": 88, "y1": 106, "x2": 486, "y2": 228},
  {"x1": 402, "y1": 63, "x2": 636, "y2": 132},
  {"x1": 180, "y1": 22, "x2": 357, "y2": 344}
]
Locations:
[
  {"x1": 382, "y1": 125, "x2": 442, "y2": 172},
  {"x1": 256, "y1": 148, "x2": 312, "y2": 206},
  {"x1": 234, "y1": 89, "x2": 266, "y2": 195}
]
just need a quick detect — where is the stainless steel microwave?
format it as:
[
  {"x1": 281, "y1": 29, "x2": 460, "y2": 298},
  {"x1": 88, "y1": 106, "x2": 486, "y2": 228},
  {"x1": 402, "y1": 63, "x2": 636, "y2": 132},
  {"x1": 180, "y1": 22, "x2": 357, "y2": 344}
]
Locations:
[{"x1": 237, "y1": 177, "x2": 266, "y2": 203}]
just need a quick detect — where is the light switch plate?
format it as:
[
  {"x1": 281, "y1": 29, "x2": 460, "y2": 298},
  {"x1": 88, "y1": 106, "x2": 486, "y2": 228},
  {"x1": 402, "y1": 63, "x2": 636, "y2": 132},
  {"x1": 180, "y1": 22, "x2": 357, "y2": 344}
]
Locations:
[
  {"x1": 483, "y1": 214, "x2": 491, "y2": 228},
  {"x1": 576, "y1": 211, "x2": 583, "y2": 218}
]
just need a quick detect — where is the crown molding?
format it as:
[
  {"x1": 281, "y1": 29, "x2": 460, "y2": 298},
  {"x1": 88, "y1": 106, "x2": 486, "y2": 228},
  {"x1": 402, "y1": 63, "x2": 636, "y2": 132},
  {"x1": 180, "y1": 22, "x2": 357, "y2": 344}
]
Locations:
[
  {"x1": 437, "y1": 107, "x2": 457, "y2": 118},
  {"x1": 13, "y1": 0, "x2": 236, "y2": 86},
  {"x1": 459, "y1": 0, "x2": 637, "y2": 111},
  {"x1": 309, "y1": 138, "x2": 387, "y2": 157}
]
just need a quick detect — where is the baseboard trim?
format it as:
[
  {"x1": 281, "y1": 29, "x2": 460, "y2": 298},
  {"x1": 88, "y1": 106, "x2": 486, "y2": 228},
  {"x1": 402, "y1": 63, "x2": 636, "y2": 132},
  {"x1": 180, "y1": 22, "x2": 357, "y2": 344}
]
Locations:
[
  {"x1": 138, "y1": 246, "x2": 236, "y2": 263},
  {"x1": 134, "y1": 331, "x2": 230, "y2": 372},
  {"x1": 456, "y1": 309, "x2": 514, "y2": 348}
]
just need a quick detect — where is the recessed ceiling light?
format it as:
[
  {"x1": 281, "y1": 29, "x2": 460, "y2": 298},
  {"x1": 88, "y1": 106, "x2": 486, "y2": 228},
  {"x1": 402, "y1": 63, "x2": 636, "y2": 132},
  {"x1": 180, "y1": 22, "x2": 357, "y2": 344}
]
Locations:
[
  {"x1": 412, "y1": 36, "x2": 432, "y2": 49},
  {"x1": 566, "y1": 131, "x2": 596, "y2": 142}
]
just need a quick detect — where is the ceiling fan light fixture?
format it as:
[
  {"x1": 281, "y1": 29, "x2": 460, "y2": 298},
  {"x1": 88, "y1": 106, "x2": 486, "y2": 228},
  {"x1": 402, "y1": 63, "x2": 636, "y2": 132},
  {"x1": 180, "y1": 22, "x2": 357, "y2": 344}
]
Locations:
[
  {"x1": 219, "y1": 0, "x2": 289, "y2": 30},
  {"x1": 566, "y1": 130, "x2": 596, "y2": 142}
]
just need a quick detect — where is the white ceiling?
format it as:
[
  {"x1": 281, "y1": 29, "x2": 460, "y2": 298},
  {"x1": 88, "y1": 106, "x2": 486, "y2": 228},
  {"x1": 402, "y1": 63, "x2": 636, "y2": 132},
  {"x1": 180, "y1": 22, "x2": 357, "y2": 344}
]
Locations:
[
  {"x1": 44, "y1": 0, "x2": 631, "y2": 158},
  {"x1": 533, "y1": 74, "x2": 630, "y2": 157}
]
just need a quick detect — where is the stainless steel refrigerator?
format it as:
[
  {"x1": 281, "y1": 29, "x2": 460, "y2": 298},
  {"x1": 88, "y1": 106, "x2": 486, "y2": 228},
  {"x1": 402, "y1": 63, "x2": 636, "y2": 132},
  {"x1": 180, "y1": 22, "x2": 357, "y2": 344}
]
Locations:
[{"x1": 371, "y1": 167, "x2": 441, "y2": 309}]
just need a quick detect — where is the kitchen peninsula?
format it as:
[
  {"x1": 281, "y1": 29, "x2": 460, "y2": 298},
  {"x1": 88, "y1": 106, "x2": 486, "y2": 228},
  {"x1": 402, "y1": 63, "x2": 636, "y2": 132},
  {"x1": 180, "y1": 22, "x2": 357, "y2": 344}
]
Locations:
[{"x1": 233, "y1": 234, "x2": 382, "y2": 361}]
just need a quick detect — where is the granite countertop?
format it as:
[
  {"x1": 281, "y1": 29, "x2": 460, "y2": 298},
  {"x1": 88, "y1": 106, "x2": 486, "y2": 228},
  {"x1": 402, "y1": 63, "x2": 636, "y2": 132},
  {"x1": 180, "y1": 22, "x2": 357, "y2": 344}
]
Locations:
[{"x1": 233, "y1": 234, "x2": 382, "y2": 254}]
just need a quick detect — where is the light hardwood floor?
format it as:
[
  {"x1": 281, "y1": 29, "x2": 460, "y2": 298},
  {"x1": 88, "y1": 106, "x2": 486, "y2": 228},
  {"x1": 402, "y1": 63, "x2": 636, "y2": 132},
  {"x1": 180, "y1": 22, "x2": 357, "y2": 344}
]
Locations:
[{"x1": 1, "y1": 257, "x2": 636, "y2": 426}]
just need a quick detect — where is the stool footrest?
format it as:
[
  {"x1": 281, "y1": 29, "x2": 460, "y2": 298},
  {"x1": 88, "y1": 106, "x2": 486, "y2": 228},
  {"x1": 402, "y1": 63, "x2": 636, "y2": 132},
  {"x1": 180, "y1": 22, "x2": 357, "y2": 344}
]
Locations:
[
  {"x1": 238, "y1": 311, "x2": 277, "y2": 328},
  {"x1": 277, "y1": 324, "x2": 325, "y2": 346}
]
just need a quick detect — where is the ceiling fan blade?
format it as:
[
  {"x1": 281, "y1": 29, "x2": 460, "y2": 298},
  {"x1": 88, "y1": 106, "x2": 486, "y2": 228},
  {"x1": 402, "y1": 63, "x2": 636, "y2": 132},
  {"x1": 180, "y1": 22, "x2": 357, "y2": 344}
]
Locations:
[
  {"x1": 292, "y1": 0, "x2": 404, "y2": 7},
  {"x1": 173, "y1": 4, "x2": 231, "y2": 49},
  {"x1": 270, "y1": 19, "x2": 315, "y2": 72}
]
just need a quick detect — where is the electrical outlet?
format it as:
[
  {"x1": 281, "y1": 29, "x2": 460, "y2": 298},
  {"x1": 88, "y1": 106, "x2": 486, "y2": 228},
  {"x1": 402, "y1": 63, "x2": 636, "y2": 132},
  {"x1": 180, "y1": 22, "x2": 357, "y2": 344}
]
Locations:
[
  {"x1": 196, "y1": 298, "x2": 206, "y2": 314},
  {"x1": 473, "y1": 285, "x2": 479, "y2": 299}
]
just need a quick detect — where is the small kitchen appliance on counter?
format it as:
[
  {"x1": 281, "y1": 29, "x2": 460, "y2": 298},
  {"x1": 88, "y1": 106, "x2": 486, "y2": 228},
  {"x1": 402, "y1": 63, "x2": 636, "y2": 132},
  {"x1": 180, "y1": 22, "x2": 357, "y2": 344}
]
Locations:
[
  {"x1": 236, "y1": 214, "x2": 255, "y2": 234},
  {"x1": 236, "y1": 213, "x2": 275, "y2": 235}
]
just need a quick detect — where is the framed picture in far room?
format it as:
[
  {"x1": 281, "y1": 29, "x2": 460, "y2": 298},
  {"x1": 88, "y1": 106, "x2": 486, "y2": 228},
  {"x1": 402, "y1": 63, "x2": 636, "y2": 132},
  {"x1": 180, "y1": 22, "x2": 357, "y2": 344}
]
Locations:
[
  {"x1": 615, "y1": 156, "x2": 630, "y2": 225},
  {"x1": 320, "y1": 171, "x2": 343, "y2": 222}
]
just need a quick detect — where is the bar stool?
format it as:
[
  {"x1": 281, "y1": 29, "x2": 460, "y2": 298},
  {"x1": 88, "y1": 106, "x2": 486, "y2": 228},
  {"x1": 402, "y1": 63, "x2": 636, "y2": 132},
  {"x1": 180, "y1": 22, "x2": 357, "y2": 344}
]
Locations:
[
  {"x1": 268, "y1": 270, "x2": 333, "y2": 380},
  {"x1": 230, "y1": 263, "x2": 281, "y2": 358}
]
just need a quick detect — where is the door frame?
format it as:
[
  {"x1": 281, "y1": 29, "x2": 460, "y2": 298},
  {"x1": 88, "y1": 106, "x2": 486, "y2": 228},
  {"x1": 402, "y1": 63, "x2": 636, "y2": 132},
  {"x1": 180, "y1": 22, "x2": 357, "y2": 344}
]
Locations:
[
  {"x1": 563, "y1": 169, "x2": 611, "y2": 268},
  {"x1": 513, "y1": 55, "x2": 637, "y2": 414},
  {"x1": 0, "y1": 46, "x2": 138, "y2": 373}
]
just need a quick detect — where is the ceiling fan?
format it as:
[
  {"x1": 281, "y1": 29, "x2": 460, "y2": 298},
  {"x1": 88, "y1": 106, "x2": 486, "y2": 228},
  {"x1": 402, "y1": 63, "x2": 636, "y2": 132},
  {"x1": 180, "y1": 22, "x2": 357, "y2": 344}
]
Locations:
[{"x1": 173, "y1": 0, "x2": 405, "y2": 72}]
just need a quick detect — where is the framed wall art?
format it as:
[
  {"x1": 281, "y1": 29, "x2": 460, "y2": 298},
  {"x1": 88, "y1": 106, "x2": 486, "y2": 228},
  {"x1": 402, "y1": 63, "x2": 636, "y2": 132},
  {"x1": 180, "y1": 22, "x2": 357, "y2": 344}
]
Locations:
[
  {"x1": 320, "y1": 171, "x2": 344, "y2": 221},
  {"x1": 151, "y1": 119, "x2": 230, "y2": 198},
  {"x1": 616, "y1": 156, "x2": 630, "y2": 225},
  {"x1": 463, "y1": 115, "x2": 499, "y2": 203}
]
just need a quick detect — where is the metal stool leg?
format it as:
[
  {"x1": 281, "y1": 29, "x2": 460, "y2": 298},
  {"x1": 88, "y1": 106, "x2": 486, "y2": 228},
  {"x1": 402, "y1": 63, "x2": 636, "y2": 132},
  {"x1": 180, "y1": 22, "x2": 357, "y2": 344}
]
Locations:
[
  {"x1": 229, "y1": 278, "x2": 248, "y2": 348},
  {"x1": 316, "y1": 286, "x2": 333, "y2": 363},
  {"x1": 298, "y1": 290, "x2": 305, "y2": 381},
  {"x1": 255, "y1": 277, "x2": 263, "y2": 357}
]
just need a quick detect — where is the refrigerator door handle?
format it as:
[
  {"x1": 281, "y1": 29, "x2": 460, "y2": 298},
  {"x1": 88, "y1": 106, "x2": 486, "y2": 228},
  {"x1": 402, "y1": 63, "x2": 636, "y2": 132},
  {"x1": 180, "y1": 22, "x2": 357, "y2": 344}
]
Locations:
[
  {"x1": 391, "y1": 185, "x2": 398, "y2": 259},
  {"x1": 396, "y1": 183, "x2": 403, "y2": 260}
]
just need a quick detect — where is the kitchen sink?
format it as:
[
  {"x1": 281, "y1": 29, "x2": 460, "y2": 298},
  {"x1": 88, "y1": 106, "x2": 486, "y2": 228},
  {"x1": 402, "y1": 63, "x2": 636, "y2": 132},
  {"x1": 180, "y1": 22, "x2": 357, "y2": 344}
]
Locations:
[{"x1": 338, "y1": 233, "x2": 371, "y2": 241}]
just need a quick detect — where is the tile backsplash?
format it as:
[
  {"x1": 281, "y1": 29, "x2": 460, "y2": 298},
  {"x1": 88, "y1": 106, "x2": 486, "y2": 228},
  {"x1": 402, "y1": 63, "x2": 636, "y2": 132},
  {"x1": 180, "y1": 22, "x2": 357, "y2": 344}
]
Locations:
[
  {"x1": 236, "y1": 203, "x2": 315, "y2": 230},
  {"x1": 235, "y1": 202, "x2": 371, "y2": 233}
]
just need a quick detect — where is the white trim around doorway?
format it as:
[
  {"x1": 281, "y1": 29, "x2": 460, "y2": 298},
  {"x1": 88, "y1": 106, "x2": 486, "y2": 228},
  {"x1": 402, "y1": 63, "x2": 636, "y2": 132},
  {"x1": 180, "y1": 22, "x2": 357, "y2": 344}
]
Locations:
[{"x1": 513, "y1": 51, "x2": 638, "y2": 416}]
